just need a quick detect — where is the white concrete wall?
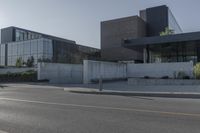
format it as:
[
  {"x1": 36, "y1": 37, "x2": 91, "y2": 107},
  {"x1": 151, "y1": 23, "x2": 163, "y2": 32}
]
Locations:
[
  {"x1": 0, "y1": 67, "x2": 36, "y2": 74},
  {"x1": 127, "y1": 62, "x2": 194, "y2": 78},
  {"x1": 128, "y1": 78, "x2": 200, "y2": 86},
  {"x1": 83, "y1": 60, "x2": 127, "y2": 84},
  {"x1": 38, "y1": 62, "x2": 83, "y2": 84}
]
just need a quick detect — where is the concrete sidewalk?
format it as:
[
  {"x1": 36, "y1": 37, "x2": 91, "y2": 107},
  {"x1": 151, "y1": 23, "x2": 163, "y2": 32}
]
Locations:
[
  {"x1": 64, "y1": 87, "x2": 200, "y2": 99},
  {"x1": 2, "y1": 82, "x2": 200, "y2": 99},
  {"x1": 64, "y1": 81, "x2": 200, "y2": 99},
  {"x1": 64, "y1": 81, "x2": 200, "y2": 92}
]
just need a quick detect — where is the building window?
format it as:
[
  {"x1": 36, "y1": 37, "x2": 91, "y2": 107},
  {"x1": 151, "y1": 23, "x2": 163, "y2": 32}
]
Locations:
[
  {"x1": 16, "y1": 30, "x2": 20, "y2": 41},
  {"x1": 6, "y1": 38, "x2": 53, "y2": 66}
]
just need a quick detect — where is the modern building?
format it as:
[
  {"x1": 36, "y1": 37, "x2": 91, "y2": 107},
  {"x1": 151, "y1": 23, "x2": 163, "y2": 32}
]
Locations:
[
  {"x1": 101, "y1": 5, "x2": 200, "y2": 63},
  {"x1": 101, "y1": 16, "x2": 146, "y2": 62},
  {"x1": 139, "y1": 5, "x2": 182, "y2": 36},
  {"x1": 0, "y1": 26, "x2": 100, "y2": 66}
]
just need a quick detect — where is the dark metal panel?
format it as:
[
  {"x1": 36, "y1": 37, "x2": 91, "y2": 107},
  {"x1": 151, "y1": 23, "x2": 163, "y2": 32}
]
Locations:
[
  {"x1": 123, "y1": 31, "x2": 200, "y2": 48},
  {"x1": 1, "y1": 27, "x2": 15, "y2": 43},
  {"x1": 146, "y1": 5, "x2": 168, "y2": 36}
]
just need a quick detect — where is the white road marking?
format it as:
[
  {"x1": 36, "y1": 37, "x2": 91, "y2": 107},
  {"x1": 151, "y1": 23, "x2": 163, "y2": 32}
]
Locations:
[{"x1": 0, "y1": 97, "x2": 200, "y2": 117}]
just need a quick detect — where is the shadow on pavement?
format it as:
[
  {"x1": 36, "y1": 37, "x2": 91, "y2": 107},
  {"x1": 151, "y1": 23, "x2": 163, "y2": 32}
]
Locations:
[
  {"x1": 69, "y1": 90, "x2": 200, "y2": 99},
  {"x1": 0, "y1": 85, "x2": 8, "y2": 89}
]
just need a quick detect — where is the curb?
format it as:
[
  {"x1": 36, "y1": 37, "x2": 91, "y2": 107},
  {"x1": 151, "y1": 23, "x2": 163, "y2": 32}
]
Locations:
[{"x1": 65, "y1": 89, "x2": 200, "y2": 99}]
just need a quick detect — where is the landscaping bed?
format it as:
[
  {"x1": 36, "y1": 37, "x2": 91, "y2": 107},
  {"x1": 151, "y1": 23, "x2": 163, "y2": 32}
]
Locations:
[{"x1": 0, "y1": 70, "x2": 37, "y2": 82}]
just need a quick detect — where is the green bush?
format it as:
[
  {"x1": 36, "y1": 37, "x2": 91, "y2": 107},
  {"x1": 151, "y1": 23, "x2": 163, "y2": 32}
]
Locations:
[
  {"x1": 194, "y1": 63, "x2": 200, "y2": 79},
  {"x1": 175, "y1": 71, "x2": 190, "y2": 79},
  {"x1": 0, "y1": 70, "x2": 37, "y2": 82},
  {"x1": 144, "y1": 76, "x2": 150, "y2": 79},
  {"x1": 161, "y1": 76, "x2": 169, "y2": 79},
  {"x1": 26, "y1": 56, "x2": 34, "y2": 67},
  {"x1": 16, "y1": 57, "x2": 23, "y2": 68}
]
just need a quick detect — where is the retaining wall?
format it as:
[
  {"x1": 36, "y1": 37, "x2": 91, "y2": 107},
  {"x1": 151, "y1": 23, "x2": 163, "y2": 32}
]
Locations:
[
  {"x1": 127, "y1": 62, "x2": 194, "y2": 78},
  {"x1": 83, "y1": 60, "x2": 127, "y2": 84},
  {"x1": 128, "y1": 78, "x2": 200, "y2": 86},
  {"x1": 38, "y1": 62, "x2": 83, "y2": 84}
]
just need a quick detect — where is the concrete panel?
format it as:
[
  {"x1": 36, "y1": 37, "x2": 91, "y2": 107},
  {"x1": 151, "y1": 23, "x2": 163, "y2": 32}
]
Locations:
[
  {"x1": 127, "y1": 62, "x2": 194, "y2": 78},
  {"x1": 0, "y1": 67, "x2": 36, "y2": 74},
  {"x1": 83, "y1": 60, "x2": 127, "y2": 84},
  {"x1": 38, "y1": 62, "x2": 83, "y2": 84},
  {"x1": 128, "y1": 78, "x2": 200, "y2": 86}
]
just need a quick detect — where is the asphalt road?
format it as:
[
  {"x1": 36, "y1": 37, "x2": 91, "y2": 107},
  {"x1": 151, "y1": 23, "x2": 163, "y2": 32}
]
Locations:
[{"x1": 0, "y1": 84, "x2": 200, "y2": 133}]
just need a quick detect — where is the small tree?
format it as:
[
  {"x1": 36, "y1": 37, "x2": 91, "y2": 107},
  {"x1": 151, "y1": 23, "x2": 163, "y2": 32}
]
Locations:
[
  {"x1": 194, "y1": 63, "x2": 200, "y2": 79},
  {"x1": 160, "y1": 27, "x2": 174, "y2": 36},
  {"x1": 16, "y1": 57, "x2": 23, "y2": 68},
  {"x1": 26, "y1": 56, "x2": 34, "y2": 67}
]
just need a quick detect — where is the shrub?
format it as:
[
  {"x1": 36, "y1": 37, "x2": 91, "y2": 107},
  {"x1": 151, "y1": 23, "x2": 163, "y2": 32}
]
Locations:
[
  {"x1": 173, "y1": 71, "x2": 177, "y2": 79},
  {"x1": 144, "y1": 76, "x2": 150, "y2": 79},
  {"x1": 0, "y1": 70, "x2": 37, "y2": 82},
  {"x1": 177, "y1": 71, "x2": 190, "y2": 79},
  {"x1": 160, "y1": 27, "x2": 174, "y2": 36},
  {"x1": 194, "y1": 63, "x2": 200, "y2": 79},
  {"x1": 16, "y1": 57, "x2": 23, "y2": 68},
  {"x1": 161, "y1": 76, "x2": 169, "y2": 79},
  {"x1": 26, "y1": 56, "x2": 34, "y2": 67},
  {"x1": 183, "y1": 76, "x2": 190, "y2": 79}
]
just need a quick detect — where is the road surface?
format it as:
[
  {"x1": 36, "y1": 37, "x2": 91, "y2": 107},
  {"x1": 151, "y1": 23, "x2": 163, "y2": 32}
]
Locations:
[{"x1": 0, "y1": 84, "x2": 200, "y2": 133}]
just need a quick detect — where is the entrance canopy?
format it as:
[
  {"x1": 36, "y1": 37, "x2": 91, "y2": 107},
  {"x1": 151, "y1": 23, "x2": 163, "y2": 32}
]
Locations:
[
  {"x1": 122, "y1": 31, "x2": 200, "y2": 63},
  {"x1": 123, "y1": 31, "x2": 200, "y2": 49}
]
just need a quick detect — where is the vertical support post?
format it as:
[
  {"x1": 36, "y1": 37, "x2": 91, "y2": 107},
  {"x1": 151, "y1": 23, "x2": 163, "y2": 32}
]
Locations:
[
  {"x1": 146, "y1": 45, "x2": 150, "y2": 63},
  {"x1": 143, "y1": 45, "x2": 150, "y2": 63},
  {"x1": 143, "y1": 48, "x2": 147, "y2": 63},
  {"x1": 5, "y1": 44, "x2": 8, "y2": 66},
  {"x1": 197, "y1": 46, "x2": 200, "y2": 62},
  {"x1": 99, "y1": 76, "x2": 103, "y2": 92},
  {"x1": 99, "y1": 62, "x2": 103, "y2": 91}
]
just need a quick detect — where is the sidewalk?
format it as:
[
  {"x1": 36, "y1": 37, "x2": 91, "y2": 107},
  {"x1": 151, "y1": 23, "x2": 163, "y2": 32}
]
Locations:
[
  {"x1": 2, "y1": 82, "x2": 200, "y2": 99},
  {"x1": 64, "y1": 81, "x2": 200, "y2": 99}
]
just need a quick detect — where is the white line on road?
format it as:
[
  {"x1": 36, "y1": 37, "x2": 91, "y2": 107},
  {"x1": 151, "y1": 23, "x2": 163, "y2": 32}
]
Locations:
[{"x1": 0, "y1": 97, "x2": 200, "y2": 117}]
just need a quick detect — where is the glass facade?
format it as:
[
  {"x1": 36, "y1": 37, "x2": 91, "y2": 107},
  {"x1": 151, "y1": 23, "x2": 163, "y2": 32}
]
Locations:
[
  {"x1": 0, "y1": 27, "x2": 100, "y2": 66},
  {"x1": 0, "y1": 44, "x2": 5, "y2": 66},
  {"x1": 149, "y1": 42, "x2": 198, "y2": 63},
  {"x1": 15, "y1": 29, "x2": 42, "y2": 42},
  {"x1": 168, "y1": 9, "x2": 182, "y2": 34},
  {"x1": 2, "y1": 38, "x2": 53, "y2": 66}
]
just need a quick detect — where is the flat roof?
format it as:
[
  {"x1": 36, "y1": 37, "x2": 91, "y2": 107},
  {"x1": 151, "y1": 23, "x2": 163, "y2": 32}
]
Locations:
[
  {"x1": 2, "y1": 26, "x2": 76, "y2": 44},
  {"x1": 101, "y1": 15, "x2": 143, "y2": 24},
  {"x1": 123, "y1": 31, "x2": 200, "y2": 48}
]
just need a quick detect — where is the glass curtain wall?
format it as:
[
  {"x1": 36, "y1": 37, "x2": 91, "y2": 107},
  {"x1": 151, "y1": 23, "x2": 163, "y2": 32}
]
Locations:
[
  {"x1": 149, "y1": 42, "x2": 197, "y2": 63},
  {"x1": 168, "y1": 9, "x2": 182, "y2": 34},
  {"x1": 0, "y1": 44, "x2": 5, "y2": 66},
  {"x1": 6, "y1": 38, "x2": 53, "y2": 66},
  {"x1": 15, "y1": 29, "x2": 42, "y2": 42}
]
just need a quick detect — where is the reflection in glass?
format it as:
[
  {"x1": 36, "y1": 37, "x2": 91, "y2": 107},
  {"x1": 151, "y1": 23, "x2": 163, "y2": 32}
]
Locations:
[{"x1": 6, "y1": 38, "x2": 53, "y2": 66}]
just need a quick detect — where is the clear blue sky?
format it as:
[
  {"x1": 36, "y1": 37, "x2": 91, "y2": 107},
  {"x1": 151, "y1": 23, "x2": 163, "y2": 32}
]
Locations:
[{"x1": 0, "y1": 0, "x2": 200, "y2": 48}]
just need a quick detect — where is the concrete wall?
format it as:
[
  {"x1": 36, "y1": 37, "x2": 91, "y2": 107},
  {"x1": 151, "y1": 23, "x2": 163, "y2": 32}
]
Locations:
[
  {"x1": 0, "y1": 67, "x2": 36, "y2": 74},
  {"x1": 83, "y1": 60, "x2": 127, "y2": 84},
  {"x1": 127, "y1": 62, "x2": 194, "y2": 78},
  {"x1": 101, "y1": 16, "x2": 146, "y2": 61},
  {"x1": 128, "y1": 78, "x2": 200, "y2": 86},
  {"x1": 38, "y1": 62, "x2": 83, "y2": 84}
]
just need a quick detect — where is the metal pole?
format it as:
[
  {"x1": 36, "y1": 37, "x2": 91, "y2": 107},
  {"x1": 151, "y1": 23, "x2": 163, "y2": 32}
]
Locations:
[{"x1": 99, "y1": 75, "x2": 103, "y2": 92}]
